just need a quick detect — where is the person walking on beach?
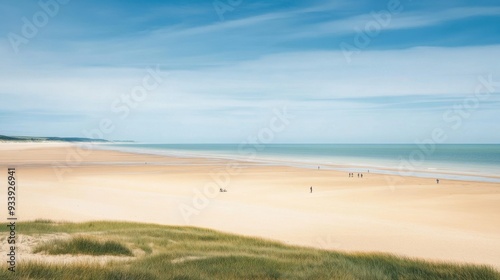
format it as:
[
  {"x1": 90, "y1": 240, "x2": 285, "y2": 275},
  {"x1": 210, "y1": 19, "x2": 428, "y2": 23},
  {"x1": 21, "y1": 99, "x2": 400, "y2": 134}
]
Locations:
[
  {"x1": 310, "y1": 186, "x2": 313, "y2": 193},
  {"x1": 436, "y1": 179, "x2": 440, "y2": 184}
]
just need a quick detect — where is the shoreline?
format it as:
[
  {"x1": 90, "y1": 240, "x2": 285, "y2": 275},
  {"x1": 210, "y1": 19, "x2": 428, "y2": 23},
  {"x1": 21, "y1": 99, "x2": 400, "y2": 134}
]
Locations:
[
  {"x1": 6, "y1": 142, "x2": 500, "y2": 183},
  {"x1": 1, "y1": 142, "x2": 500, "y2": 269},
  {"x1": 97, "y1": 143, "x2": 500, "y2": 183}
]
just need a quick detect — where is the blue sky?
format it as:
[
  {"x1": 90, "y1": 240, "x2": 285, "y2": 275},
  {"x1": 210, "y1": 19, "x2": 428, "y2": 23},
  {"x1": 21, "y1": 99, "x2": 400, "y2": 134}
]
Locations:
[{"x1": 1, "y1": 0, "x2": 500, "y2": 143}]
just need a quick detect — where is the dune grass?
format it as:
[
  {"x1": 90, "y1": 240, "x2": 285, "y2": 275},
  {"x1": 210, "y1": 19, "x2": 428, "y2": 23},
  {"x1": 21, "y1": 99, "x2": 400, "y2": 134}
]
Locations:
[
  {"x1": 33, "y1": 236, "x2": 133, "y2": 256},
  {"x1": 0, "y1": 220, "x2": 499, "y2": 280}
]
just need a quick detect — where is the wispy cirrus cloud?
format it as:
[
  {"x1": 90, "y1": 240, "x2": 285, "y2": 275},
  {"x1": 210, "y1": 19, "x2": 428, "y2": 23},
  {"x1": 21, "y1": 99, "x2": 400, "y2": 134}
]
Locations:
[{"x1": 288, "y1": 6, "x2": 500, "y2": 39}]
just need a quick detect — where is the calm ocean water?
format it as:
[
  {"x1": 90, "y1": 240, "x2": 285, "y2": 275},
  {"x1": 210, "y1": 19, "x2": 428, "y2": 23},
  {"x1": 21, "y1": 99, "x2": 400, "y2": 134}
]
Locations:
[{"x1": 106, "y1": 144, "x2": 500, "y2": 183}]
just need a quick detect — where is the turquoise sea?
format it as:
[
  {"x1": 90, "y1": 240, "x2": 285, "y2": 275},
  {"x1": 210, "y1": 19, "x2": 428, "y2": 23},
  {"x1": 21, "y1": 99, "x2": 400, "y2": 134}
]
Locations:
[{"x1": 105, "y1": 144, "x2": 500, "y2": 183}]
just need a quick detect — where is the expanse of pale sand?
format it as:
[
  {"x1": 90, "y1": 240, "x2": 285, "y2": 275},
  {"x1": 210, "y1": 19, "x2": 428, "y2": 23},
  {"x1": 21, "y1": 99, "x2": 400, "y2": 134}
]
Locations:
[{"x1": 1, "y1": 143, "x2": 500, "y2": 270}]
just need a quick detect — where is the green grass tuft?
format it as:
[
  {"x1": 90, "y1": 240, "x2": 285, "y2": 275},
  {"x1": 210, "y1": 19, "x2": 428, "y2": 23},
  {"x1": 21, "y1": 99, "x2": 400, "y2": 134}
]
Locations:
[{"x1": 33, "y1": 236, "x2": 133, "y2": 256}]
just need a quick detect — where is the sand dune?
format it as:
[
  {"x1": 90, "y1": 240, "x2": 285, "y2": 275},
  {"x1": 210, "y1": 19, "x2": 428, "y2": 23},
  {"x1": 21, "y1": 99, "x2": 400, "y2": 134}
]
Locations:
[{"x1": 1, "y1": 143, "x2": 499, "y2": 269}]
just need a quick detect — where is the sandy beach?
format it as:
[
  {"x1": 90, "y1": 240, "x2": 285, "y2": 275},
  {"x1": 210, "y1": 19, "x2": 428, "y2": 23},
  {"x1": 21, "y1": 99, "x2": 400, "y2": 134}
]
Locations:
[{"x1": 1, "y1": 143, "x2": 499, "y2": 270}]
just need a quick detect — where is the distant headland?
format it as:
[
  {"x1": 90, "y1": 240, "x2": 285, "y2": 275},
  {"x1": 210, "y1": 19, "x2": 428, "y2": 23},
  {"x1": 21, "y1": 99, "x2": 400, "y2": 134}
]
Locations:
[{"x1": 0, "y1": 135, "x2": 133, "y2": 143}]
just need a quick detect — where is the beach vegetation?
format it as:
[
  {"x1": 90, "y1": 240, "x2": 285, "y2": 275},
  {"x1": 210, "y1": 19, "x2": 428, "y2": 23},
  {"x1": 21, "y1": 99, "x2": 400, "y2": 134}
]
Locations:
[{"x1": 1, "y1": 220, "x2": 498, "y2": 280}]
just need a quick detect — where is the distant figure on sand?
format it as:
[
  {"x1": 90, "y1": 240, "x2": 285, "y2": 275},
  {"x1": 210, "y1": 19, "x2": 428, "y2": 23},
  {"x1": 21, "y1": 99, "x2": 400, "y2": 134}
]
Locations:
[
  {"x1": 318, "y1": 166, "x2": 320, "y2": 170},
  {"x1": 361, "y1": 174, "x2": 363, "y2": 178},
  {"x1": 310, "y1": 186, "x2": 313, "y2": 193},
  {"x1": 436, "y1": 179, "x2": 440, "y2": 184}
]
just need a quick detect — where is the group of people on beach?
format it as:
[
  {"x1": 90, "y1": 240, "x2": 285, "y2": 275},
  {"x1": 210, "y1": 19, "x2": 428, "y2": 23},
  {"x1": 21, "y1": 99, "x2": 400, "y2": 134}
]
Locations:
[
  {"x1": 348, "y1": 173, "x2": 363, "y2": 178},
  {"x1": 308, "y1": 167, "x2": 443, "y2": 194}
]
